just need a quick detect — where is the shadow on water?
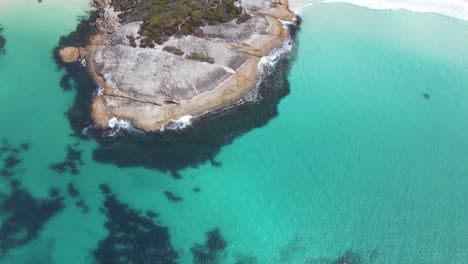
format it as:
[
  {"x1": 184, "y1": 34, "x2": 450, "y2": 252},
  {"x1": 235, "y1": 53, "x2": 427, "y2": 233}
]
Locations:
[{"x1": 55, "y1": 11, "x2": 302, "y2": 175}]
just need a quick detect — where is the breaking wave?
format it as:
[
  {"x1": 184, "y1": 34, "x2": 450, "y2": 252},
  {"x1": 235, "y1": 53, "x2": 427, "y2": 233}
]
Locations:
[
  {"x1": 293, "y1": 0, "x2": 468, "y2": 21},
  {"x1": 160, "y1": 115, "x2": 193, "y2": 131},
  {"x1": 104, "y1": 117, "x2": 142, "y2": 137}
]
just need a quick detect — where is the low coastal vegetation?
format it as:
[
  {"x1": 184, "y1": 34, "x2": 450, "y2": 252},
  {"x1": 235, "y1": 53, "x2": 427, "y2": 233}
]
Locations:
[
  {"x1": 121, "y1": 0, "x2": 245, "y2": 45},
  {"x1": 163, "y1": 46, "x2": 185, "y2": 56},
  {"x1": 187, "y1": 52, "x2": 215, "y2": 64}
]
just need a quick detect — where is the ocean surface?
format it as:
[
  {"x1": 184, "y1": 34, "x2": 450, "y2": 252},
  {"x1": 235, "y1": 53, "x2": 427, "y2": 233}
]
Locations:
[{"x1": 1, "y1": 0, "x2": 468, "y2": 263}]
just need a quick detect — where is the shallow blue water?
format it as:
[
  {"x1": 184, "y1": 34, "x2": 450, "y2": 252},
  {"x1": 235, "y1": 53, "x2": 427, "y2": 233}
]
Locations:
[{"x1": 0, "y1": 1, "x2": 467, "y2": 263}]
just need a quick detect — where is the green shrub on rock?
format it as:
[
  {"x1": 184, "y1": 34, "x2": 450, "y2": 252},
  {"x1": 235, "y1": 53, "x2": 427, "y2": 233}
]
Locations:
[
  {"x1": 133, "y1": 0, "x2": 243, "y2": 45},
  {"x1": 163, "y1": 46, "x2": 185, "y2": 56},
  {"x1": 187, "y1": 52, "x2": 215, "y2": 64}
]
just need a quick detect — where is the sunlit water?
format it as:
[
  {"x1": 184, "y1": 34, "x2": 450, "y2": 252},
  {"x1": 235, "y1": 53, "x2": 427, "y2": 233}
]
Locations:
[{"x1": 0, "y1": 1, "x2": 467, "y2": 263}]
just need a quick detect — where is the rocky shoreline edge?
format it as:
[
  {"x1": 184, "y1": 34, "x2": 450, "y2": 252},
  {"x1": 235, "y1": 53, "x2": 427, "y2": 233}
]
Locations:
[{"x1": 59, "y1": 0, "x2": 298, "y2": 132}]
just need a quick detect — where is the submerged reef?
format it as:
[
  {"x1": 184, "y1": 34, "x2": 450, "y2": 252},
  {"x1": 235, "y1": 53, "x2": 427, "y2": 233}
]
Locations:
[{"x1": 94, "y1": 195, "x2": 178, "y2": 264}]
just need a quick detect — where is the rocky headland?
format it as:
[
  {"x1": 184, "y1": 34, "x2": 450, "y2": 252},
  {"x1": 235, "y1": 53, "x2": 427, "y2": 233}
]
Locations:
[{"x1": 60, "y1": 0, "x2": 297, "y2": 132}]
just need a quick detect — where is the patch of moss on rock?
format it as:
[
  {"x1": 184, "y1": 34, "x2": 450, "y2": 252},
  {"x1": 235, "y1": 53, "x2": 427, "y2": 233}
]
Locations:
[
  {"x1": 163, "y1": 46, "x2": 185, "y2": 56},
  {"x1": 187, "y1": 52, "x2": 215, "y2": 64}
]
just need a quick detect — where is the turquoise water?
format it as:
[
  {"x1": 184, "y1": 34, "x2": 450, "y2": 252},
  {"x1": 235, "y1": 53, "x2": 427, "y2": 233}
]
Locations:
[{"x1": 1, "y1": 1, "x2": 468, "y2": 263}]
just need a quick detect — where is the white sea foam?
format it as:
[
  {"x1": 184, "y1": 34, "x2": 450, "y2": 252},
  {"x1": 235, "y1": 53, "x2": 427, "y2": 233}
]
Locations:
[
  {"x1": 79, "y1": 58, "x2": 87, "y2": 68},
  {"x1": 95, "y1": 85, "x2": 104, "y2": 96},
  {"x1": 259, "y1": 37, "x2": 294, "y2": 70},
  {"x1": 81, "y1": 125, "x2": 94, "y2": 137},
  {"x1": 257, "y1": 35, "x2": 294, "y2": 90},
  {"x1": 291, "y1": 0, "x2": 468, "y2": 21},
  {"x1": 160, "y1": 115, "x2": 193, "y2": 131},
  {"x1": 108, "y1": 117, "x2": 132, "y2": 129},
  {"x1": 106, "y1": 117, "x2": 139, "y2": 136}
]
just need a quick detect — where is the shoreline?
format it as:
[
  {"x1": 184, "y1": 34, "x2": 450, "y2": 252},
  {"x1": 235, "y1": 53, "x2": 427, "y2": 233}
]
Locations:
[{"x1": 70, "y1": 0, "x2": 298, "y2": 132}]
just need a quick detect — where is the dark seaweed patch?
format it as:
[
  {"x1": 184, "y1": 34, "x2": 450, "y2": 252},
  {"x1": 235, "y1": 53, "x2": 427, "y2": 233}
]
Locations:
[
  {"x1": 49, "y1": 145, "x2": 84, "y2": 175},
  {"x1": 209, "y1": 157, "x2": 222, "y2": 167},
  {"x1": 4, "y1": 156, "x2": 21, "y2": 170},
  {"x1": 0, "y1": 140, "x2": 29, "y2": 177},
  {"x1": 0, "y1": 25, "x2": 5, "y2": 55},
  {"x1": 191, "y1": 229, "x2": 227, "y2": 264},
  {"x1": 76, "y1": 199, "x2": 90, "y2": 213},
  {"x1": 60, "y1": 75, "x2": 74, "y2": 91},
  {"x1": 49, "y1": 187, "x2": 60, "y2": 197},
  {"x1": 146, "y1": 210, "x2": 159, "y2": 218},
  {"x1": 67, "y1": 182, "x2": 80, "y2": 198},
  {"x1": 99, "y1": 183, "x2": 112, "y2": 195},
  {"x1": 164, "y1": 191, "x2": 183, "y2": 203},
  {"x1": 19, "y1": 143, "x2": 30, "y2": 151},
  {"x1": 57, "y1": 11, "x2": 301, "y2": 173},
  {"x1": 0, "y1": 188, "x2": 64, "y2": 252},
  {"x1": 94, "y1": 195, "x2": 178, "y2": 264},
  {"x1": 9, "y1": 179, "x2": 20, "y2": 189},
  {"x1": 193, "y1": 187, "x2": 201, "y2": 193}
]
